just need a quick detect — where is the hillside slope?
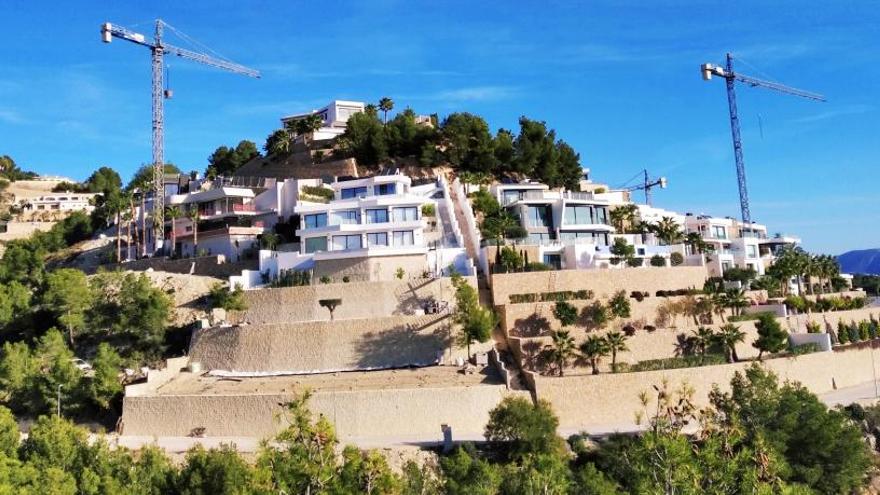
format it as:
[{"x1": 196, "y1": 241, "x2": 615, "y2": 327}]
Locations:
[{"x1": 838, "y1": 248, "x2": 880, "y2": 275}]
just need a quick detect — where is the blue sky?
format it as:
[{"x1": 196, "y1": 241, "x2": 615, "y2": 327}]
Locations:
[{"x1": 1, "y1": 1, "x2": 877, "y2": 253}]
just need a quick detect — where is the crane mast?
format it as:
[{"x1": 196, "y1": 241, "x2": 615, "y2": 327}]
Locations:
[
  {"x1": 701, "y1": 53, "x2": 824, "y2": 226},
  {"x1": 101, "y1": 19, "x2": 259, "y2": 254}
]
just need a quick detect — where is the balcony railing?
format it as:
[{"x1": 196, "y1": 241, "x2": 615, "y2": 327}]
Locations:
[{"x1": 232, "y1": 204, "x2": 256, "y2": 213}]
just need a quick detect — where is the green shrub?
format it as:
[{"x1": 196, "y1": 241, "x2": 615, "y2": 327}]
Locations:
[
  {"x1": 271, "y1": 269, "x2": 311, "y2": 287},
  {"x1": 805, "y1": 321, "x2": 821, "y2": 334},
  {"x1": 728, "y1": 311, "x2": 776, "y2": 322},
  {"x1": 208, "y1": 283, "x2": 248, "y2": 311},
  {"x1": 630, "y1": 354, "x2": 726, "y2": 372},
  {"x1": 670, "y1": 252, "x2": 684, "y2": 266},
  {"x1": 837, "y1": 321, "x2": 849, "y2": 344},
  {"x1": 649, "y1": 255, "x2": 666, "y2": 267},
  {"x1": 420, "y1": 203, "x2": 436, "y2": 217},
  {"x1": 342, "y1": 275, "x2": 351, "y2": 283},
  {"x1": 626, "y1": 257, "x2": 643, "y2": 268},
  {"x1": 525, "y1": 262, "x2": 552, "y2": 272},
  {"x1": 320, "y1": 275, "x2": 331, "y2": 284},
  {"x1": 859, "y1": 321, "x2": 871, "y2": 341},
  {"x1": 301, "y1": 185, "x2": 334, "y2": 201},
  {"x1": 791, "y1": 343, "x2": 821, "y2": 355}
]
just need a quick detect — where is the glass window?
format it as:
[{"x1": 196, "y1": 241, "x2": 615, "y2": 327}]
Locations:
[
  {"x1": 365, "y1": 208, "x2": 389, "y2": 224},
  {"x1": 366, "y1": 232, "x2": 388, "y2": 246},
  {"x1": 502, "y1": 190, "x2": 521, "y2": 205},
  {"x1": 594, "y1": 207, "x2": 608, "y2": 225},
  {"x1": 746, "y1": 245, "x2": 757, "y2": 258},
  {"x1": 527, "y1": 233, "x2": 551, "y2": 244},
  {"x1": 304, "y1": 237, "x2": 327, "y2": 253},
  {"x1": 712, "y1": 226, "x2": 727, "y2": 239},
  {"x1": 527, "y1": 205, "x2": 552, "y2": 228},
  {"x1": 543, "y1": 254, "x2": 562, "y2": 270},
  {"x1": 341, "y1": 187, "x2": 368, "y2": 199},
  {"x1": 332, "y1": 235, "x2": 362, "y2": 250},
  {"x1": 304, "y1": 213, "x2": 327, "y2": 229},
  {"x1": 393, "y1": 230, "x2": 415, "y2": 246},
  {"x1": 374, "y1": 183, "x2": 396, "y2": 196},
  {"x1": 334, "y1": 209, "x2": 359, "y2": 225},
  {"x1": 392, "y1": 207, "x2": 418, "y2": 222},
  {"x1": 564, "y1": 205, "x2": 592, "y2": 225}
]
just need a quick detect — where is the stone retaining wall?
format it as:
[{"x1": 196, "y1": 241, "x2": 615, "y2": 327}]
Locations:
[
  {"x1": 108, "y1": 255, "x2": 258, "y2": 279},
  {"x1": 121, "y1": 384, "x2": 528, "y2": 440},
  {"x1": 535, "y1": 344, "x2": 880, "y2": 432},
  {"x1": 233, "y1": 276, "x2": 473, "y2": 324},
  {"x1": 490, "y1": 266, "x2": 709, "y2": 306},
  {"x1": 190, "y1": 314, "x2": 455, "y2": 374}
]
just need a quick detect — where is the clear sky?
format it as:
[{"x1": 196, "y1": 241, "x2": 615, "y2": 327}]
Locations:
[{"x1": 1, "y1": 1, "x2": 877, "y2": 254}]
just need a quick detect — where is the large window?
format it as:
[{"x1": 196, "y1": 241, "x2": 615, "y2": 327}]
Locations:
[
  {"x1": 393, "y1": 230, "x2": 415, "y2": 246},
  {"x1": 365, "y1": 208, "x2": 389, "y2": 224},
  {"x1": 746, "y1": 244, "x2": 758, "y2": 258},
  {"x1": 564, "y1": 205, "x2": 592, "y2": 225},
  {"x1": 304, "y1": 237, "x2": 327, "y2": 253},
  {"x1": 332, "y1": 235, "x2": 362, "y2": 251},
  {"x1": 392, "y1": 206, "x2": 418, "y2": 222},
  {"x1": 334, "y1": 209, "x2": 359, "y2": 225},
  {"x1": 527, "y1": 233, "x2": 552, "y2": 244},
  {"x1": 304, "y1": 213, "x2": 328, "y2": 229},
  {"x1": 543, "y1": 254, "x2": 562, "y2": 270},
  {"x1": 594, "y1": 207, "x2": 608, "y2": 225},
  {"x1": 502, "y1": 190, "x2": 522, "y2": 205},
  {"x1": 366, "y1": 232, "x2": 388, "y2": 247},
  {"x1": 341, "y1": 187, "x2": 368, "y2": 199},
  {"x1": 374, "y1": 183, "x2": 396, "y2": 196},
  {"x1": 527, "y1": 205, "x2": 552, "y2": 228},
  {"x1": 712, "y1": 226, "x2": 727, "y2": 239}
]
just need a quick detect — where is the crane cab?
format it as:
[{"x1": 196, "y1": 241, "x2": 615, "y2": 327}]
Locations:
[{"x1": 101, "y1": 23, "x2": 113, "y2": 43}]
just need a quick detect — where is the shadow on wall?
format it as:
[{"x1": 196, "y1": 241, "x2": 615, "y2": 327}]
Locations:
[
  {"x1": 353, "y1": 322, "x2": 455, "y2": 369},
  {"x1": 513, "y1": 313, "x2": 552, "y2": 337}
]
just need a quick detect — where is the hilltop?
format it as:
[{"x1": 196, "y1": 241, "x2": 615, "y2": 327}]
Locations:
[{"x1": 838, "y1": 248, "x2": 880, "y2": 275}]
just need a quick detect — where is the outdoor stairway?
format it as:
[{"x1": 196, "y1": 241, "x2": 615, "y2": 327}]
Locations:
[{"x1": 448, "y1": 182, "x2": 481, "y2": 262}]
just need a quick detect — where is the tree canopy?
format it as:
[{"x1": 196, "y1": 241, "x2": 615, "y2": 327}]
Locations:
[{"x1": 205, "y1": 140, "x2": 260, "y2": 178}]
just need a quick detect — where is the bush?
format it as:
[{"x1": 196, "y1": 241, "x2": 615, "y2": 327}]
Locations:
[
  {"x1": 608, "y1": 290, "x2": 631, "y2": 319},
  {"x1": 670, "y1": 252, "x2": 684, "y2": 266},
  {"x1": 300, "y1": 185, "x2": 334, "y2": 201},
  {"x1": 649, "y1": 255, "x2": 666, "y2": 267},
  {"x1": 630, "y1": 354, "x2": 726, "y2": 372},
  {"x1": 524, "y1": 262, "x2": 552, "y2": 272},
  {"x1": 209, "y1": 283, "x2": 248, "y2": 311},
  {"x1": 271, "y1": 269, "x2": 311, "y2": 287},
  {"x1": 626, "y1": 257, "x2": 643, "y2": 267},
  {"x1": 791, "y1": 343, "x2": 821, "y2": 355},
  {"x1": 728, "y1": 311, "x2": 776, "y2": 322},
  {"x1": 420, "y1": 203, "x2": 436, "y2": 217},
  {"x1": 320, "y1": 275, "x2": 331, "y2": 284},
  {"x1": 806, "y1": 321, "x2": 821, "y2": 334}
]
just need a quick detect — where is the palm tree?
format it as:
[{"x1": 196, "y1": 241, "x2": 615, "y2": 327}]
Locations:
[
  {"x1": 165, "y1": 206, "x2": 182, "y2": 258},
  {"x1": 544, "y1": 330, "x2": 576, "y2": 376},
  {"x1": 364, "y1": 104, "x2": 378, "y2": 117},
  {"x1": 293, "y1": 114, "x2": 324, "y2": 146},
  {"x1": 691, "y1": 327, "x2": 715, "y2": 358},
  {"x1": 260, "y1": 231, "x2": 281, "y2": 251},
  {"x1": 711, "y1": 290, "x2": 729, "y2": 322},
  {"x1": 685, "y1": 232, "x2": 712, "y2": 256},
  {"x1": 725, "y1": 288, "x2": 748, "y2": 317},
  {"x1": 609, "y1": 204, "x2": 637, "y2": 233},
  {"x1": 604, "y1": 331, "x2": 629, "y2": 373},
  {"x1": 651, "y1": 216, "x2": 684, "y2": 246},
  {"x1": 269, "y1": 129, "x2": 294, "y2": 156},
  {"x1": 188, "y1": 206, "x2": 200, "y2": 258},
  {"x1": 715, "y1": 323, "x2": 746, "y2": 363},
  {"x1": 378, "y1": 97, "x2": 394, "y2": 125},
  {"x1": 127, "y1": 190, "x2": 139, "y2": 260},
  {"x1": 579, "y1": 335, "x2": 609, "y2": 375},
  {"x1": 107, "y1": 193, "x2": 127, "y2": 263}
]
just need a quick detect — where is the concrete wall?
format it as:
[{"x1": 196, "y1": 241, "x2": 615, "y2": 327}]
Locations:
[
  {"x1": 190, "y1": 314, "x2": 455, "y2": 374},
  {"x1": 109, "y1": 255, "x2": 258, "y2": 279},
  {"x1": 232, "y1": 276, "x2": 471, "y2": 324},
  {"x1": 535, "y1": 344, "x2": 880, "y2": 432},
  {"x1": 313, "y1": 254, "x2": 428, "y2": 283},
  {"x1": 507, "y1": 307, "x2": 880, "y2": 374},
  {"x1": 121, "y1": 384, "x2": 528, "y2": 440},
  {"x1": 490, "y1": 266, "x2": 709, "y2": 306}
]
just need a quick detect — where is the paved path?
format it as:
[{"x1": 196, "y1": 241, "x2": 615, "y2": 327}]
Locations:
[{"x1": 819, "y1": 380, "x2": 880, "y2": 407}]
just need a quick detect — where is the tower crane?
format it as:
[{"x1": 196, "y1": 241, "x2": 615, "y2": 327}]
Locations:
[
  {"x1": 628, "y1": 169, "x2": 667, "y2": 206},
  {"x1": 701, "y1": 53, "x2": 824, "y2": 229},
  {"x1": 101, "y1": 19, "x2": 260, "y2": 253}
]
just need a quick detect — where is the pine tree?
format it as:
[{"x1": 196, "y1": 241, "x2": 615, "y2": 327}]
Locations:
[
  {"x1": 837, "y1": 321, "x2": 849, "y2": 344},
  {"x1": 752, "y1": 313, "x2": 788, "y2": 359}
]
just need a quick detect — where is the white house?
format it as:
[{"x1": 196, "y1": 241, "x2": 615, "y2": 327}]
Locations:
[{"x1": 280, "y1": 100, "x2": 365, "y2": 141}]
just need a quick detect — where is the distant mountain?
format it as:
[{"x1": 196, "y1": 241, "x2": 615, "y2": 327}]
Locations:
[{"x1": 837, "y1": 249, "x2": 880, "y2": 275}]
